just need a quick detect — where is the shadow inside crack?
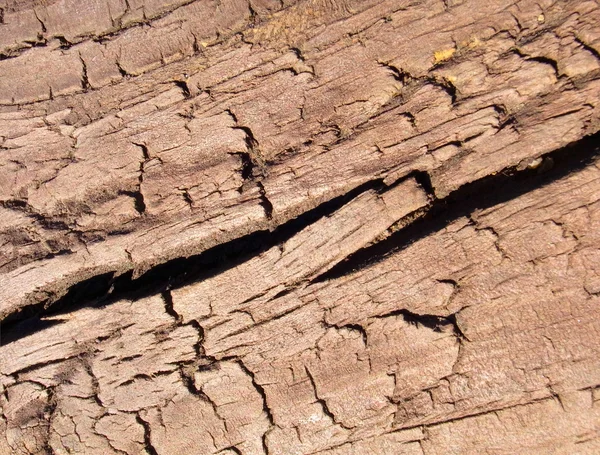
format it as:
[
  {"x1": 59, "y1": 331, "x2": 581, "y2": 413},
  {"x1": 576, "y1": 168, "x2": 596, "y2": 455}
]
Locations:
[
  {"x1": 1, "y1": 131, "x2": 599, "y2": 346},
  {"x1": 0, "y1": 178, "x2": 384, "y2": 345},
  {"x1": 317, "y1": 132, "x2": 600, "y2": 282}
]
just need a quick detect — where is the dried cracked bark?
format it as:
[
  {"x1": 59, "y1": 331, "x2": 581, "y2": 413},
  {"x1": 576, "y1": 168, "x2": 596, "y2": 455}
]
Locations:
[{"x1": 1, "y1": 0, "x2": 600, "y2": 453}]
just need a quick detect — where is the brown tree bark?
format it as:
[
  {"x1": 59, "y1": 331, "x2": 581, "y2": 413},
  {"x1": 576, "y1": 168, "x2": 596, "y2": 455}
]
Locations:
[{"x1": 1, "y1": 0, "x2": 600, "y2": 454}]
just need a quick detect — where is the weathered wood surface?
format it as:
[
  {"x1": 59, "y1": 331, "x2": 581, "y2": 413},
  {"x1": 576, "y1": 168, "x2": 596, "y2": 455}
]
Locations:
[{"x1": 1, "y1": 0, "x2": 600, "y2": 453}]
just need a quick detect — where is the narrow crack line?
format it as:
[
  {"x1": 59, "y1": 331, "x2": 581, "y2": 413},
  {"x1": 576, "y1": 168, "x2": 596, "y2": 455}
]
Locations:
[
  {"x1": 324, "y1": 321, "x2": 368, "y2": 346},
  {"x1": 378, "y1": 61, "x2": 458, "y2": 103},
  {"x1": 79, "y1": 53, "x2": 91, "y2": 91},
  {"x1": 136, "y1": 414, "x2": 160, "y2": 455},
  {"x1": 130, "y1": 142, "x2": 149, "y2": 214},
  {"x1": 226, "y1": 108, "x2": 267, "y2": 178},
  {"x1": 218, "y1": 302, "x2": 312, "y2": 341},
  {"x1": 399, "y1": 394, "x2": 557, "y2": 432},
  {"x1": 236, "y1": 359, "x2": 275, "y2": 427},
  {"x1": 0, "y1": 177, "x2": 384, "y2": 343},
  {"x1": 115, "y1": 57, "x2": 132, "y2": 78},
  {"x1": 1, "y1": 0, "x2": 202, "y2": 61},
  {"x1": 303, "y1": 425, "x2": 426, "y2": 455},
  {"x1": 257, "y1": 181, "x2": 274, "y2": 220},
  {"x1": 42, "y1": 385, "x2": 58, "y2": 455},
  {"x1": 468, "y1": 215, "x2": 509, "y2": 261},
  {"x1": 574, "y1": 36, "x2": 600, "y2": 62},
  {"x1": 177, "y1": 364, "x2": 224, "y2": 422},
  {"x1": 81, "y1": 356, "x2": 106, "y2": 409},
  {"x1": 33, "y1": 9, "x2": 47, "y2": 34},
  {"x1": 9, "y1": 355, "x2": 79, "y2": 379},
  {"x1": 235, "y1": 359, "x2": 275, "y2": 455},
  {"x1": 445, "y1": 312, "x2": 468, "y2": 341},
  {"x1": 161, "y1": 289, "x2": 181, "y2": 323},
  {"x1": 0, "y1": 198, "x2": 74, "y2": 231},
  {"x1": 186, "y1": 319, "x2": 209, "y2": 361},
  {"x1": 304, "y1": 366, "x2": 352, "y2": 430},
  {"x1": 92, "y1": 421, "x2": 130, "y2": 455}
]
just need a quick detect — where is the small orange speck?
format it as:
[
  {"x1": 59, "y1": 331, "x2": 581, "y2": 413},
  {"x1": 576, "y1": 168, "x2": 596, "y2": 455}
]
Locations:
[{"x1": 434, "y1": 48, "x2": 456, "y2": 64}]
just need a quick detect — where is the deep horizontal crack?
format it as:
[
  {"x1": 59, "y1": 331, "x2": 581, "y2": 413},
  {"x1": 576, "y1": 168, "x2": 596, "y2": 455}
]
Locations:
[
  {"x1": 2, "y1": 128, "x2": 599, "y2": 344},
  {"x1": 3, "y1": 131, "x2": 599, "y2": 344},
  {"x1": 0, "y1": 178, "x2": 384, "y2": 344},
  {"x1": 316, "y1": 131, "x2": 600, "y2": 282},
  {"x1": 373, "y1": 307, "x2": 466, "y2": 340}
]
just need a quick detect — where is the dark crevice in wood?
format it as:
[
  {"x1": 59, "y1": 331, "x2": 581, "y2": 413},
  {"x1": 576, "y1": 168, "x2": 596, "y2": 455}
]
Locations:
[
  {"x1": 238, "y1": 151, "x2": 255, "y2": 181},
  {"x1": 130, "y1": 142, "x2": 149, "y2": 214},
  {"x1": 161, "y1": 289, "x2": 181, "y2": 323},
  {"x1": 54, "y1": 35, "x2": 72, "y2": 50},
  {"x1": 3, "y1": 130, "x2": 599, "y2": 345},
  {"x1": 574, "y1": 37, "x2": 600, "y2": 63},
  {"x1": 79, "y1": 54, "x2": 91, "y2": 91},
  {"x1": 2, "y1": 132, "x2": 598, "y2": 346},
  {"x1": 136, "y1": 414, "x2": 160, "y2": 455},
  {"x1": 115, "y1": 59, "x2": 132, "y2": 78},
  {"x1": 375, "y1": 307, "x2": 462, "y2": 338},
  {"x1": 173, "y1": 79, "x2": 191, "y2": 98},
  {"x1": 410, "y1": 170, "x2": 436, "y2": 197},
  {"x1": 316, "y1": 131, "x2": 600, "y2": 282},
  {"x1": 120, "y1": 190, "x2": 146, "y2": 215},
  {"x1": 0, "y1": 178, "x2": 384, "y2": 345},
  {"x1": 0, "y1": 271, "x2": 120, "y2": 345},
  {"x1": 257, "y1": 181, "x2": 274, "y2": 220},
  {"x1": 446, "y1": 312, "x2": 468, "y2": 341}
]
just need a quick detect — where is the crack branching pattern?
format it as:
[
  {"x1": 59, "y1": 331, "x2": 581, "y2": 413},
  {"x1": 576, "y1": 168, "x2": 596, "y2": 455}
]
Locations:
[
  {"x1": 1, "y1": 132, "x2": 598, "y2": 341},
  {"x1": 1, "y1": 132, "x2": 599, "y2": 454},
  {"x1": 1, "y1": 1, "x2": 600, "y2": 453}
]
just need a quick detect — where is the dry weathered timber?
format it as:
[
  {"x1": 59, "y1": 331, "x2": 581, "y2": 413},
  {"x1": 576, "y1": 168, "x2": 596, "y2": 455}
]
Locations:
[
  {"x1": 2, "y1": 141, "x2": 600, "y2": 455},
  {"x1": 2, "y1": 0, "x2": 600, "y2": 319},
  {"x1": 1, "y1": 0, "x2": 600, "y2": 454}
]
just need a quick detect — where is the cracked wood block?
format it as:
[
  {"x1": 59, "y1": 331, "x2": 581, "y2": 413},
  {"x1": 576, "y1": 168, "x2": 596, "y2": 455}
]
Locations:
[{"x1": 1, "y1": 0, "x2": 600, "y2": 454}]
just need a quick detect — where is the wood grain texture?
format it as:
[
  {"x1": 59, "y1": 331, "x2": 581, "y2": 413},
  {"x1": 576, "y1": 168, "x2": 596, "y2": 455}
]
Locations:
[{"x1": 1, "y1": 0, "x2": 600, "y2": 454}]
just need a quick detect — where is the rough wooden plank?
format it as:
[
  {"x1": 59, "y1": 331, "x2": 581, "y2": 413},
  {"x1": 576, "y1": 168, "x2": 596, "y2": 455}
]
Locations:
[
  {"x1": 1, "y1": 0, "x2": 600, "y2": 454},
  {"x1": 1, "y1": 150, "x2": 599, "y2": 454},
  {"x1": 1, "y1": 0, "x2": 600, "y2": 322},
  {"x1": 172, "y1": 177, "x2": 429, "y2": 323}
]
